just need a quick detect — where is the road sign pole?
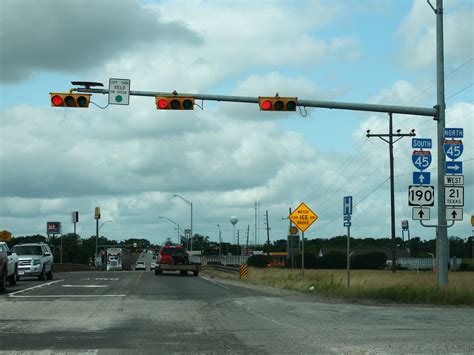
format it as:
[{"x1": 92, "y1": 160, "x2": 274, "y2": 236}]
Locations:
[
  {"x1": 436, "y1": 0, "x2": 448, "y2": 287},
  {"x1": 346, "y1": 225, "x2": 350, "y2": 288},
  {"x1": 301, "y1": 231, "x2": 304, "y2": 280}
]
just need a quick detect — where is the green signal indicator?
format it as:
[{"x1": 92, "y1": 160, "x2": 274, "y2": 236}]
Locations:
[{"x1": 115, "y1": 95, "x2": 123, "y2": 103}]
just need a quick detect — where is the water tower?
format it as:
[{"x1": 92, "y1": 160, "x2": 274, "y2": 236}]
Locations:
[{"x1": 230, "y1": 216, "x2": 238, "y2": 245}]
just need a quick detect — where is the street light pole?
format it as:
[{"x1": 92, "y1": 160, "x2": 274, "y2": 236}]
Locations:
[
  {"x1": 96, "y1": 220, "x2": 112, "y2": 265},
  {"x1": 173, "y1": 194, "x2": 193, "y2": 251},
  {"x1": 158, "y1": 216, "x2": 180, "y2": 244},
  {"x1": 217, "y1": 224, "x2": 222, "y2": 259}
]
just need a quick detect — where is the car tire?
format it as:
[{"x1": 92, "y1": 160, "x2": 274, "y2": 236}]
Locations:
[
  {"x1": 0, "y1": 268, "x2": 6, "y2": 292},
  {"x1": 193, "y1": 271, "x2": 199, "y2": 277},
  {"x1": 46, "y1": 267, "x2": 53, "y2": 280},
  {"x1": 180, "y1": 270, "x2": 187, "y2": 276},
  {"x1": 8, "y1": 266, "x2": 17, "y2": 285},
  {"x1": 38, "y1": 267, "x2": 46, "y2": 281},
  {"x1": 155, "y1": 269, "x2": 162, "y2": 276}
]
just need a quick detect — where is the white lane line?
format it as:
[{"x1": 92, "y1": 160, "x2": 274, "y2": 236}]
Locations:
[
  {"x1": 9, "y1": 294, "x2": 126, "y2": 298},
  {"x1": 200, "y1": 275, "x2": 231, "y2": 290},
  {"x1": 62, "y1": 285, "x2": 108, "y2": 288},
  {"x1": 8, "y1": 279, "x2": 64, "y2": 297}
]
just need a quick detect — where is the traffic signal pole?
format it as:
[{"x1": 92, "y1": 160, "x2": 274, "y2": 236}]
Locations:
[{"x1": 70, "y1": 0, "x2": 449, "y2": 286}]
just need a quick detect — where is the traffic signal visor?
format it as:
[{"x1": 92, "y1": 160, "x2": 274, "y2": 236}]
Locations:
[
  {"x1": 259, "y1": 96, "x2": 297, "y2": 111},
  {"x1": 50, "y1": 93, "x2": 91, "y2": 108},
  {"x1": 156, "y1": 96, "x2": 195, "y2": 110}
]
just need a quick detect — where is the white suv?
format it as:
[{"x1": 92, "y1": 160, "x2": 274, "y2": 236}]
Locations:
[{"x1": 11, "y1": 243, "x2": 54, "y2": 281}]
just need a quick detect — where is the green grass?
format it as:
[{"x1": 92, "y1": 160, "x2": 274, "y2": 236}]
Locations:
[{"x1": 205, "y1": 268, "x2": 474, "y2": 306}]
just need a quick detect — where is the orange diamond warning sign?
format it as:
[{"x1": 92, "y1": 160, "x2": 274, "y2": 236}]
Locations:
[{"x1": 289, "y1": 202, "x2": 318, "y2": 232}]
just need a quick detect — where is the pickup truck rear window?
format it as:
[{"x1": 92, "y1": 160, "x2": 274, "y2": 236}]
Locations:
[{"x1": 161, "y1": 248, "x2": 185, "y2": 255}]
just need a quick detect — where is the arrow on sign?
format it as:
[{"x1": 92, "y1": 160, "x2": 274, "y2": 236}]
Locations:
[
  {"x1": 450, "y1": 210, "x2": 458, "y2": 219},
  {"x1": 447, "y1": 164, "x2": 460, "y2": 172},
  {"x1": 418, "y1": 210, "x2": 425, "y2": 218}
]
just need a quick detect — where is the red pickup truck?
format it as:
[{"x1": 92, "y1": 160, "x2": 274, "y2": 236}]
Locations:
[
  {"x1": 0, "y1": 246, "x2": 8, "y2": 292},
  {"x1": 154, "y1": 245, "x2": 199, "y2": 276}
]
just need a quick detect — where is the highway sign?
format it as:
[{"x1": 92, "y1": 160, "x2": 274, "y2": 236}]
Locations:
[
  {"x1": 446, "y1": 208, "x2": 463, "y2": 221},
  {"x1": 0, "y1": 230, "x2": 12, "y2": 242},
  {"x1": 412, "y1": 150, "x2": 432, "y2": 171},
  {"x1": 343, "y1": 221, "x2": 351, "y2": 227},
  {"x1": 443, "y1": 139, "x2": 463, "y2": 160},
  {"x1": 444, "y1": 128, "x2": 463, "y2": 138},
  {"x1": 445, "y1": 186, "x2": 464, "y2": 206},
  {"x1": 413, "y1": 172, "x2": 430, "y2": 185},
  {"x1": 408, "y1": 185, "x2": 434, "y2": 206},
  {"x1": 412, "y1": 207, "x2": 430, "y2": 220},
  {"x1": 343, "y1": 196, "x2": 352, "y2": 215},
  {"x1": 289, "y1": 202, "x2": 318, "y2": 232},
  {"x1": 412, "y1": 138, "x2": 432, "y2": 149},
  {"x1": 445, "y1": 175, "x2": 464, "y2": 185},
  {"x1": 445, "y1": 161, "x2": 463, "y2": 174},
  {"x1": 343, "y1": 215, "x2": 351, "y2": 221},
  {"x1": 108, "y1": 78, "x2": 130, "y2": 105}
]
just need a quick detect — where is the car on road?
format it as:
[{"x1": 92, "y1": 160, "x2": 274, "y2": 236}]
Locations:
[
  {"x1": 135, "y1": 261, "x2": 146, "y2": 271},
  {"x1": 11, "y1": 243, "x2": 54, "y2": 281},
  {"x1": 155, "y1": 246, "x2": 199, "y2": 276},
  {"x1": 0, "y1": 242, "x2": 18, "y2": 287}
]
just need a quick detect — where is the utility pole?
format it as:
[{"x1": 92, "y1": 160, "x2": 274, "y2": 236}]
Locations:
[
  {"x1": 246, "y1": 225, "x2": 250, "y2": 254},
  {"x1": 366, "y1": 113, "x2": 415, "y2": 273},
  {"x1": 265, "y1": 210, "x2": 270, "y2": 257}
]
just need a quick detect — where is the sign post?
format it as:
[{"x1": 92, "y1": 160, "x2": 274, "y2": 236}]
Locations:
[
  {"x1": 289, "y1": 202, "x2": 318, "y2": 280},
  {"x1": 343, "y1": 196, "x2": 352, "y2": 287}
]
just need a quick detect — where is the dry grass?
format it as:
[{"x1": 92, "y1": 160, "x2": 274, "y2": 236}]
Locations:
[{"x1": 205, "y1": 267, "x2": 474, "y2": 305}]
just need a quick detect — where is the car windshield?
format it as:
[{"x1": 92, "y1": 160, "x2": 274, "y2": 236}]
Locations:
[{"x1": 12, "y1": 245, "x2": 43, "y2": 255}]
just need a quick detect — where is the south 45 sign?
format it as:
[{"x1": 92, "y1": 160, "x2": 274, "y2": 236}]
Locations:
[
  {"x1": 443, "y1": 139, "x2": 463, "y2": 160},
  {"x1": 412, "y1": 150, "x2": 432, "y2": 171}
]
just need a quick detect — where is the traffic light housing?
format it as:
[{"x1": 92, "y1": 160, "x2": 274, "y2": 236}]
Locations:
[
  {"x1": 155, "y1": 96, "x2": 195, "y2": 110},
  {"x1": 50, "y1": 93, "x2": 91, "y2": 108},
  {"x1": 259, "y1": 96, "x2": 297, "y2": 111}
]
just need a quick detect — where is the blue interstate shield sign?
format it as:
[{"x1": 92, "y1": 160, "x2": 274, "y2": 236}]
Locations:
[
  {"x1": 412, "y1": 150, "x2": 432, "y2": 171},
  {"x1": 443, "y1": 139, "x2": 463, "y2": 160}
]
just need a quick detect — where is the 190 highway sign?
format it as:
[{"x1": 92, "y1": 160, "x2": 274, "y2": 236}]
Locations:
[{"x1": 408, "y1": 185, "x2": 434, "y2": 206}]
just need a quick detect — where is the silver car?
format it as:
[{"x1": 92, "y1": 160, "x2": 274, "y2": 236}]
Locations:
[{"x1": 12, "y1": 243, "x2": 54, "y2": 281}]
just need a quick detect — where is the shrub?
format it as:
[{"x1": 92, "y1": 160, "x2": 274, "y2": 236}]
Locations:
[
  {"x1": 352, "y1": 252, "x2": 387, "y2": 270},
  {"x1": 247, "y1": 254, "x2": 270, "y2": 268}
]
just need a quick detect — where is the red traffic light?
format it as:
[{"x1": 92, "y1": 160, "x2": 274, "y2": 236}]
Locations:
[
  {"x1": 50, "y1": 93, "x2": 91, "y2": 108},
  {"x1": 155, "y1": 96, "x2": 195, "y2": 110},
  {"x1": 259, "y1": 97, "x2": 297, "y2": 112}
]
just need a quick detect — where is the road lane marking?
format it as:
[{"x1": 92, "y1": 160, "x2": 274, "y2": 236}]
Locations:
[
  {"x1": 62, "y1": 285, "x2": 108, "y2": 288},
  {"x1": 8, "y1": 279, "x2": 64, "y2": 297},
  {"x1": 15, "y1": 295, "x2": 126, "y2": 298},
  {"x1": 200, "y1": 276, "x2": 231, "y2": 290}
]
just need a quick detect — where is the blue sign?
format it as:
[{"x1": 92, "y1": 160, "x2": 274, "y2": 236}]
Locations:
[
  {"x1": 343, "y1": 221, "x2": 351, "y2": 227},
  {"x1": 343, "y1": 215, "x2": 351, "y2": 221},
  {"x1": 445, "y1": 161, "x2": 463, "y2": 174},
  {"x1": 444, "y1": 128, "x2": 463, "y2": 138},
  {"x1": 413, "y1": 172, "x2": 431, "y2": 185},
  {"x1": 412, "y1": 150, "x2": 432, "y2": 171},
  {"x1": 443, "y1": 139, "x2": 463, "y2": 160},
  {"x1": 412, "y1": 138, "x2": 432, "y2": 149},
  {"x1": 343, "y1": 196, "x2": 352, "y2": 215}
]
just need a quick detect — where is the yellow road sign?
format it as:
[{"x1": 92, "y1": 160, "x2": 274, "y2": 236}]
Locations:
[
  {"x1": 0, "y1": 230, "x2": 12, "y2": 241},
  {"x1": 289, "y1": 202, "x2": 318, "y2": 232}
]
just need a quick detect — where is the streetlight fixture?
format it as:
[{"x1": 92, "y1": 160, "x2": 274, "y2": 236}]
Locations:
[
  {"x1": 158, "y1": 216, "x2": 180, "y2": 244},
  {"x1": 96, "y1": 220, "x2": 112, "y2": 265},
  {"x1": 173, "y1": 194, "x2": 193, "y2": 251}
]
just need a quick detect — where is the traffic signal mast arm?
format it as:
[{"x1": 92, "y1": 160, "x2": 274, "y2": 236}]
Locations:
[{"x1": 74, "y1": 86, "x2": 438, "y2": 117}]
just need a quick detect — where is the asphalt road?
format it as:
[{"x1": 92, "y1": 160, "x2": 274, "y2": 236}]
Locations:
[{"x1": 1, "y1": 270, "x2": 473, "y2": 354}]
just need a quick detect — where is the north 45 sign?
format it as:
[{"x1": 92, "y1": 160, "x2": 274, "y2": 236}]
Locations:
[
  {"x1": 408, "y1": 185, "x2": 434, "y2": 206},
  {"x1": 412, "y1": 150, "x2": 432, "y2": 171},
  {"x1": 443, "y1": 139, "x2": 463, "y2": 160}
]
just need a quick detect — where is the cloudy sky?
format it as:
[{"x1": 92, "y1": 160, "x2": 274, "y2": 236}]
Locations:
[{"x1": 0, "y1": 0, "x2": 473, "y2": 246}]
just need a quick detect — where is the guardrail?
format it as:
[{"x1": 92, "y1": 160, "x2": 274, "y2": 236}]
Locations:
[{"x1": 190, "y1": 255, "x2": 249, "y2": 266}]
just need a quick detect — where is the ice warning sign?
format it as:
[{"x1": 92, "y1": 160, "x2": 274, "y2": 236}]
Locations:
[{"x1": 289, "y1": 202, "x2": 318, "y2": 232}]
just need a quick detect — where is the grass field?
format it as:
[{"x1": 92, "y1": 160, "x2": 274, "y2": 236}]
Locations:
[{"x1": 204, "y1": 267, "x2": 474, "y2": 305}]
